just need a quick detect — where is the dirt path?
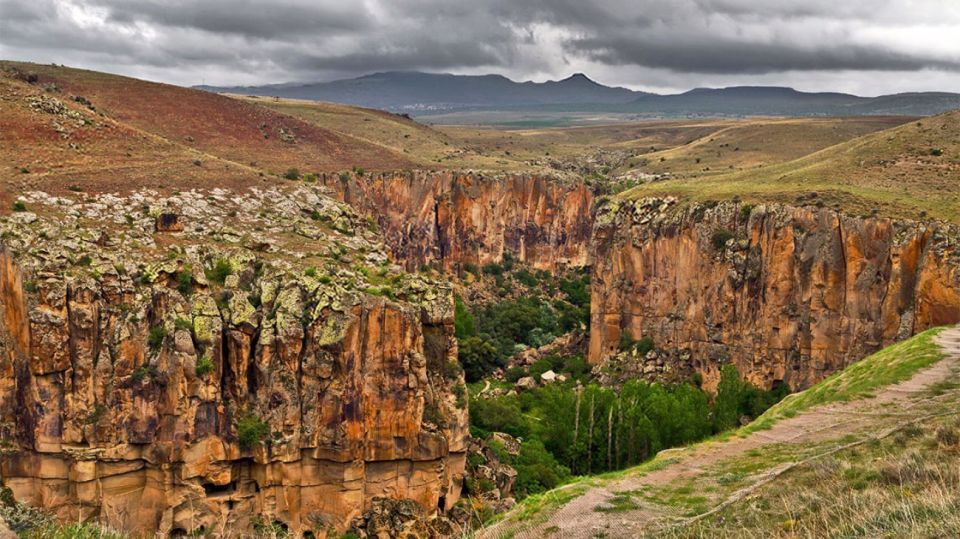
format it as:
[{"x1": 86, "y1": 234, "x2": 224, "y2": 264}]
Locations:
[{"x1": 482, "y1": 326, "x2": 960, "y2": 539}]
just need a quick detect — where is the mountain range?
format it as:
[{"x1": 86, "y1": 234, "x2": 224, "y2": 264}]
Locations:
[{"x1": 198, "y1": 71, "x2": 960, "y2": 117}]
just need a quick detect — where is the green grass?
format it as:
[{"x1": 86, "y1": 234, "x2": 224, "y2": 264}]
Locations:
[
  {"x1": 495, "y1": 483, "x2": 591, "y2": 526},
  {"x1": 742, "y1": 327, "x2": 946, "y2": 434},
  {"x1": 594, "y1": 492, "x2": 640, "y2": 513},
  {"x1": 637, "y1": 482, "x2": 710, "y2": 517}
]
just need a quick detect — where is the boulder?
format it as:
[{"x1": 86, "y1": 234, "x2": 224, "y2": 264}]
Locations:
[
  {"x1": 487, "y1": 432, "x2": 521, "y2": 456},
  {"x1": 540, "y1": 370, "x2": 557, "y2": 384},
  {"x1": 515, "y1": 376, "x2": 537, "y2": 391}
]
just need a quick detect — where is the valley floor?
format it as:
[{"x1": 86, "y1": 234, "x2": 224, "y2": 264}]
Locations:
[{"x1": 482, "y1": 327, "x2": 960, "y2": 538}]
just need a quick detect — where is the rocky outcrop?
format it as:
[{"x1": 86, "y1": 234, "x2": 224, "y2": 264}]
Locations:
[
  {"x1": 0, "y1": 186, "x2": 468, "y2": 537},
  {"x1": 589, "y1": 198, "x2": 960, "y2": 390},
  {"x1": 320, "y1": 171, "x2": 594, "y2": 273}
]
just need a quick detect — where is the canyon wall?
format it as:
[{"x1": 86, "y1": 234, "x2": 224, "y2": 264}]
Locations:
[
  {"x1": 320, "y1": 172, "x2": 594, "y2": 273},
  {"x1": 0, "y1": 187, "x2": 468, "y2": 537},
  {"x1": 589, "y1": 198, "x2": 960, "y2": 390}
]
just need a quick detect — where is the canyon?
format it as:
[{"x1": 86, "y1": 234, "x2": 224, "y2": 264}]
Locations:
[
  {"x1": 3, "y1": 60, "x2": 960, "y2": 538},
  {"x1": 589, "y1": 197, "x2": 960, "y2": 390},
  {"x1": 318, "y1": 171, "x2": 960, "y2": 391},
  {"x1": 321, "y1": 171, "x2": 594, "y2": 273}
]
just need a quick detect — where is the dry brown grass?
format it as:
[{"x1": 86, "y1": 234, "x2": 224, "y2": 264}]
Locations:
[
  {"x1": 656, "y1": 417, "x2": 960, "y2": 538},
  {"x1": 622, "y1": 110, "x2": 960, "y2": 222},
  {"x1": 0, "y1": 60, "x2": 414, "y2": 199}
]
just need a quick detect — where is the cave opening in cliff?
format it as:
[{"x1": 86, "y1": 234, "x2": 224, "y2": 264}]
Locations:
[
  {"x1": 438, "y1": 495, "x2": 446, "y2": 512},
  {"x1": 202, "y1": 480, "x2": 237, "y2": 496}
]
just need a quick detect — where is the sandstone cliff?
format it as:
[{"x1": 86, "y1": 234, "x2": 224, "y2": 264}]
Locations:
[
  {"x1": 589, "y1": 197, "x2": 960, "y2": 390},
  {"x1": 320, "y1": 171, "x2": 594, "y2": 273},
  {"x1": 0, "y1": 186, "x2": 467, "y2": 537}
]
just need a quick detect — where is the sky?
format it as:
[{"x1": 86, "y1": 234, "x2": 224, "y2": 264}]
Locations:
[{"x1": 2, "y1": 0, "x2": 960, "y2": 95}]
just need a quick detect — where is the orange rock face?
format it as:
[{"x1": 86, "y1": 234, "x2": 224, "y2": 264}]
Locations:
[
  {"x1": 589, "y1": 199, "x2": 960, "y2": 390},
  {"x1": 321, "y1": 171, "x2": 595, "y2": 272},
  {"x1": 0, "y1": 185, "x2": 468, "y2": 538}
]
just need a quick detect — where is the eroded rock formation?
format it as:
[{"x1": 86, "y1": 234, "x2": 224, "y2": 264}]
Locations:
[
  {"x1": 0, "y1": 186, "x2": 467, "y2": 537},
  {"x1": 589, "y1": 198, "x2": 960, "y2": 390},
  {"x1": 321, "y1": 171, "x2": 594, "y2": 273}
]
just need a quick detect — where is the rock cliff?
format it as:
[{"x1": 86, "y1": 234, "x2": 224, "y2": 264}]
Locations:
[
  {"x1": 320, "y1": 171, "x2": 594, "y2": 273},
  {"x1": 0, "y1": 186, "x2": 467, "y2": 537},
  {"x1": 589, "y1": 197, "x2": 960, "y2": 390}
]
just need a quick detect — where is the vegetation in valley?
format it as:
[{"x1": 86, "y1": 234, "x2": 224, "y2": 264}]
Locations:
[{"x1": 455, "y1": 259, "x2": 590, "y2": 383}]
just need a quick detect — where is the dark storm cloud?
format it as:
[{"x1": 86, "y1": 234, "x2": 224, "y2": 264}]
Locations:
[
  {"x1": 569, "y1": 34, "x2": 960, "y2": 74},
  {"x1": 0, "y1": 0, "x2": 958, "y2": 89}
]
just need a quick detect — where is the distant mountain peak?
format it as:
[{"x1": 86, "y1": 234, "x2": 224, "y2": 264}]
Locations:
[{"x1": 195, "y1": 70, "x2": 960, "y2": 117}]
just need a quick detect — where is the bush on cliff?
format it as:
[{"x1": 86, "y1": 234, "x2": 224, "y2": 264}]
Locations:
[{"x1": 237, "y1": 414, "x2": 269, "y2": 449}]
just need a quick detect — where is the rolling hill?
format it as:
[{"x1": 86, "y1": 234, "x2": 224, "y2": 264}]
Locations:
[
  {"x1": 621, "y1": 109, "x2": 960, "y2": 222},
  {"x1": 0, "y1": 60, "x2": 415, "y2": 195}
]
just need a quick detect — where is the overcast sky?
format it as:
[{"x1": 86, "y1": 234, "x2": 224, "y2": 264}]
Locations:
[{"x1": 2, "y1": 0, "x2": 960, "y2": 95}]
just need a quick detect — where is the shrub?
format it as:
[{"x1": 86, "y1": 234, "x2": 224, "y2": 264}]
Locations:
[
  {"x1": 174, "y1": 317, "x2": 192, "y2": 331},
  {"x1": 12, "y1": 201, "x2": 27, "y2": 212},
  {"x1": 512, "y1": 439, "x2": 571, "y2": 497},
  {"x1": 454, "y1": 296, "x2": 476, "y2": 340},
  {"x1": 177, "y1": 269, "x2": 193, "y2": 295},
  {"x1": 130, "y1": 365, "x2": 157, "y2": 383},
  {"x1": 195, "y1": 355, "x2": 214, "y2": 377},
  {"x1": 482, "y1": 263, "x2": 504, "y2": 276},
  {"x1": 453, "y1": 384, "x2": 467, "y2": 408},
  {"x1": 635, "y1": 336, "x2": 655, "y2": 356},
  {"x1": 283, "y1": 168, "x2": 301, "y2": 180},
  {"x1": 505, "y1": 366, "x2": 527, "y2": 383},
  {"x1": 620, "y1": 333, "x2": 654, "y2": 353},
  {"x1": 514, "y1": 268, "x2": 539, "y2": 287},
  {"x1": 711, "y1": 229, "x2": 735, "y2": 250},
  {"x1": 205, "y1": 259, "x2": 232, "y2": 286},
  {"x1": 458, "y1": 336, "x2": 500, "y2": 383},
  {"x1": 563, "y1": 355, "x2": 591, "y2": 380},
  {"x1": 147, "y1": 324, "x2": 166, "y2": 351},
  {"x1": 237, "y1": 414, "x2": 269, "y2": 449}
]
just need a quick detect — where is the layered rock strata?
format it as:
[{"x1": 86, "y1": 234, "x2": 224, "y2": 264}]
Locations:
[
  {"x1": 0, "y1": 186, "x2": 467, "y2": 537},
  {"x1": 589, "y1": 197, "x2": 960, "y2": 390},
  {"x1": 320, "y1": 171, "x2": 594, "y2": 273}
]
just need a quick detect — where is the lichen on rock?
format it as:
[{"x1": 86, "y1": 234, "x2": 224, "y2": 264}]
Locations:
[{"x1": 0, "y1": 185, "x2": 467, "y2": 537}]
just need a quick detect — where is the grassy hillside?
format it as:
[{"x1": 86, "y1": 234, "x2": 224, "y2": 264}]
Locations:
[
  {"x1": 621, "y1": 110, "x2": 960, "y2": 222},
  {"x1": 483, "y1": 326, "x2": 960, "y2": 538},
  {"x1": 624, "y1": 116, "x2": 911, "y2": 179},
  {"x1": 235, "y1": 95, "x2": 514, "y2": 170},
  {"x1": 0, "y1": 68, "x2": 264, "y2": 199},
  {"x1": 238, "y1": 93, "x2": 904, "y2": 179}
]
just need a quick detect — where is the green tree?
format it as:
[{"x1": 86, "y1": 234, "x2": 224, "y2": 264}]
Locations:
[
  {"x1": 458, "y1": 336, "x2": 500, "y2": 383},
  {"x1": 713, "y1": 364, "x2": 744, "y2": 432}
]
